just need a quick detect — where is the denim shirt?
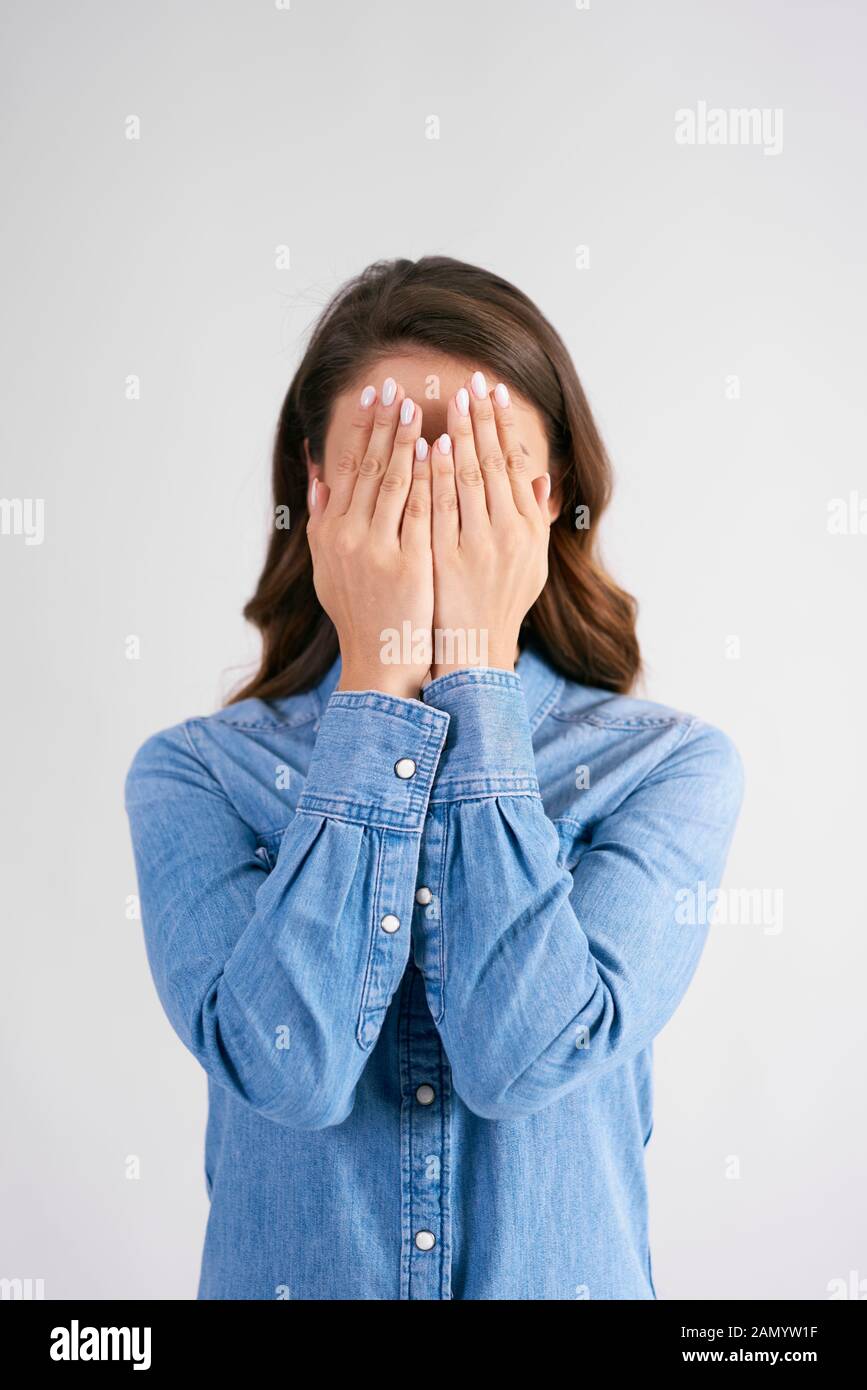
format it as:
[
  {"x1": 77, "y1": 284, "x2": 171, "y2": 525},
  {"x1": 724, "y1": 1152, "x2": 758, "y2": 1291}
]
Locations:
[{"x1": 125, "y1": 646, "x2": 743, "y2": 1300}]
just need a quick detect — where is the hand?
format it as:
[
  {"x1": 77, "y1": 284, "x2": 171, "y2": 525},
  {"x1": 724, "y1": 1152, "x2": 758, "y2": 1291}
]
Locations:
[
  {"x1": 306, "y1": 378, "x2": 433, "y2": 700},
  {"x1": 429, "y1": 372, "x2": 551, "y2": 679}
]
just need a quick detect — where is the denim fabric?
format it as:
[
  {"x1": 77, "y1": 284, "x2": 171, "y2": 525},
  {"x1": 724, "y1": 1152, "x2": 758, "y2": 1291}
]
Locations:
[{"x1": 125, "y1": 646, "x2": 743, "y2": 1300}]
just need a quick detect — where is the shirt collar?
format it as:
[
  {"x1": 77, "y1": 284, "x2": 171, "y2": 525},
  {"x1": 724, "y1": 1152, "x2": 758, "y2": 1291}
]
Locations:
[{"x1": 313, "y1": 646, "x2": 562, "y2": 733}]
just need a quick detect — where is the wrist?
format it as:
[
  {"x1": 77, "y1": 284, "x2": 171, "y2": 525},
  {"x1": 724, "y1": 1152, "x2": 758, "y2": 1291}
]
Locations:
[
  {"x1": 429, "y1": 640, "x2": 517, "y2": 682},
  {"x1": 337, "y1": 662, "x2": 423, "y2": 700}
]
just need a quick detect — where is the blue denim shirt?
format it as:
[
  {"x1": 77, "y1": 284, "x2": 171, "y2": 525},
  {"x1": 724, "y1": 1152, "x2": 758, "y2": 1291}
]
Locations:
[{"x1": 125, "y1": 646, "x2": 743, "y2": 1300}]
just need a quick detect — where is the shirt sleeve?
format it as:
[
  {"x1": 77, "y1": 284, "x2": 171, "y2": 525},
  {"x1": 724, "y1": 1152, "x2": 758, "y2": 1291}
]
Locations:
[
  {"x1": 125, "y1": 691, "x2": 449, "y2": 1130},
  {"x1": 416, "y1": 669, "x2": 744, "y2": 1121}
]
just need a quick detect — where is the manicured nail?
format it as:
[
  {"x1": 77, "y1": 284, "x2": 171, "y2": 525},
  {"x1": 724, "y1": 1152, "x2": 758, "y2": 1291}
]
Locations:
[
  {"x1": 494, "y1": 382, "x2": 510, "y2": 407},
  {"x1": 382, "y1": 377, "x2": 397, "y2": 406},
  {"x1": 310, "y1": 478, "x2": 319, "y2": 509},
  {"x1": 456, "y1": 387, "x2": 470, "y2": 416},
  {"x1": 400, "y1": 397, "x2": 415, "y2": 425},
  {"x1": 359, "y1": 385, "x2": 376, "y2": 408},
  {"x1": 415, "y1": 437, "x2": 429, "y2": 460},
  {"x1": 471, "y1": 371, "x2": 488, "y2": 399},
  {"x1": 437, "y1": 433, "x2": 452, "y2": 454},
  {"x1": 542, "y1": 473, "x2": 551, "y2": 500}
]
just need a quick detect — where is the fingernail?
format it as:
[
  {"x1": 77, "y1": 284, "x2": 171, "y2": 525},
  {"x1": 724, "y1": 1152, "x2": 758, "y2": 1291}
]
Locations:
[
  {"x1": 400, "y1": 397, "x2": 415, "y2": 425},
  {"x1": 494, "y1": 382, "x2": 510, "y2": 407},
  {"x1": 456, "y1": 388, "x2": 470, "y2": 416},
  {"x1": 359, "y1": 385, "x2": 376, "y2": 408},
  {"x1": 471, "y1": 371, "x2": 488, "y2": 399},
  {"x1": 382, "y1": 377, "x2": 397, "y2": 406},
  {"x1": 310, "y1": 478, "x2": 319, "y2": 509},
  {"x1": 415, "y1": 437, "x2": 429, "y2": 460},
  {"x1": 542, "y1": 473, "x2": 551, "y2": 500},
  {"x1": 437, "y1": 433, "x2": 452, "y2": 454}
]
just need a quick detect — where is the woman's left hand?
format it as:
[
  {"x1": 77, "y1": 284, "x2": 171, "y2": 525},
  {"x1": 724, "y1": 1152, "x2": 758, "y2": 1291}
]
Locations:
[{"x1": 429, "y1": 371, "x2": 552, "y2": 680}]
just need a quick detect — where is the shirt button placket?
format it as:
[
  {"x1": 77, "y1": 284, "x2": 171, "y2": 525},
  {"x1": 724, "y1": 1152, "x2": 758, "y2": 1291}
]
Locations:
[
  {"x1": 358, "y1": 747, "x2": 420, "y2": 1051},
  {"x1": 402, "y1": 931, "x2": 450, "y2": 1299}
]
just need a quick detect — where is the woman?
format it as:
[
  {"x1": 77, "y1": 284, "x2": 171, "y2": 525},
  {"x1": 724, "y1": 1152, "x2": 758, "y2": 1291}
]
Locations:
[{"x1": 126, "y1": 256, "x2": 743, "y2": 1300}]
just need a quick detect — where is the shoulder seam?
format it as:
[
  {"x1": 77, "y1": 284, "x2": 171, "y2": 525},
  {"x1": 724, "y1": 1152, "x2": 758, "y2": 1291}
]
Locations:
[
  {"x1": 181, "y1": 720, "x2": 238, "y2": 807},
  {"x1": 552, "y1": 714, "x2": 700, "y2": 840}
]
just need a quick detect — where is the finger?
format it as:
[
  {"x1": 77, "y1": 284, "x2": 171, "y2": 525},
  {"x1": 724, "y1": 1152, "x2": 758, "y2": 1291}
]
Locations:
[
  {"x1": 531, "y1": 472, "x2": 553, "y2": 523},
  {"x1": 464, "y1": 370, "x2": 515, "y2": 524},
  {"x1": 371, "y1": 393, "x2": 421, "y2": 541},
  {"x1": 328, "y1": 384, "x2": 378, "y2": 517},
  {"x1": 400, "y1": 437, "x2": 432, "y2": 552},
  {"x1": 305, "y1": 475, "x2": 331, "y2": 549},
  {"x1": 448, "y1": 383, "x2": 490, "y2": 536},
  {"x1": 490, "y1": 380, "x2": 538, "y2": 519},
  {"x1": 431, "y1": 432, "x2": 459, "y2": 552},
  {"x1": 347, "y1": 375, "x2": 402, "y2": 523},
  {"x1": 464, "y1": 369, "x2": 511, "y2": 522}
]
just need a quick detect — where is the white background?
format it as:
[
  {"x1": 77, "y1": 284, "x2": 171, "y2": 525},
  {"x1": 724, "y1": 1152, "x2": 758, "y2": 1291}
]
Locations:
[{"x1": 2, "y1": 0, "x2": 865, "y2": 1299}]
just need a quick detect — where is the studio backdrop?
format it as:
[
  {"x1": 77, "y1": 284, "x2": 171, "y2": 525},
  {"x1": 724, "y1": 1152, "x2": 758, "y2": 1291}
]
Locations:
[{"x1": 2, "y1": 0, "x2": 865, "y2": 1300}]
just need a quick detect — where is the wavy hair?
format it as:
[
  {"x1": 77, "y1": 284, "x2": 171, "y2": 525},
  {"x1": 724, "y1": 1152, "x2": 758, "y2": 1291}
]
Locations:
[{"x1": 231, "y1": 255, "x2": 640, "y2": 702}]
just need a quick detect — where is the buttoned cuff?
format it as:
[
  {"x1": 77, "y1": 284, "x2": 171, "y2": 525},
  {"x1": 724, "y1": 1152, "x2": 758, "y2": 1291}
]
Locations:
[
  {"x1": 297, "y1": 690, "x2": 449, "y2": 832},
  {"x1": 421, "y1": 669, "x2": 540, "y2": 800}
]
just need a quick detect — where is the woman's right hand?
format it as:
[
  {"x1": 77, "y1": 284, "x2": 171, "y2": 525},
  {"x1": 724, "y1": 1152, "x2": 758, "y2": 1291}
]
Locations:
[{"x1": 306, "y1": 377, "x2": 434, "y2": 699}]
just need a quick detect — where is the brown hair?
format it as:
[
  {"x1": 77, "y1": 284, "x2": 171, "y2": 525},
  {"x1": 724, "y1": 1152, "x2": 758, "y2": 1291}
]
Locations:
[{"x1": 231, "y1": 255, "x2": 640, "y2": 703}]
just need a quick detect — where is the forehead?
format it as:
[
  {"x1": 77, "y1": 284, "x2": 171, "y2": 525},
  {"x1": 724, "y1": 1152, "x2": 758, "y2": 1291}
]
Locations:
[{"x1": 324, "y1": 350, "x2": 549, "y2": 457}]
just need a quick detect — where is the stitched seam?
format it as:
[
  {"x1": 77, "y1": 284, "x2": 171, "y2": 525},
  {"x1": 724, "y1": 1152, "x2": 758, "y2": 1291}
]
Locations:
[
  {"x1": 177, "y1": 723, "x2": 294, "y2": 831},
  {"x1": 180, "y1": 722, "x2": 236, "y2": 808},
  {"x1": 198, "y1": 708, "x2": 320, "y2": 732},
  {"x1": 356, "y1": 827, "x2": 385, "y2": 1049},
  {"x1": 296, "y1": 802, "x2": 429, "y2": 832},
  {"x1": 405, "y1": 978, "x2": 419, "y2": 1301},
  {"x1": 261, "y1": 808, "x2": 424, "y2": 838},
  {"x1": 429, "y1": 786, "x2": 540, "y2": 807},
  {"x1": 553, "y1": 716, "x2": 699, "y2": 841},
  {"x1": 434, "y1": 809, "x2": 449, "y2": 1025},
  {"x1": 424, "y1": 669, "x2": 522, "y2": 699},
  {"x1": 438, "y1": 1045, "x2": 453, "y2": 1299},
  {"x1": 430, "y1": 774, "x2": 539, "y2": 789},
  {"x1": 529, "y1": 675, "x2": 565, "y2": 734},
  {"x1": 549, "y1": 709, "x2": 688, "y2": 730},
  {"x1": 327, "y1": 691, "x2": 448, "y2": 731},
  {"x1": 656, "y1": 714, "x2": 698, "y2": 761}
]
